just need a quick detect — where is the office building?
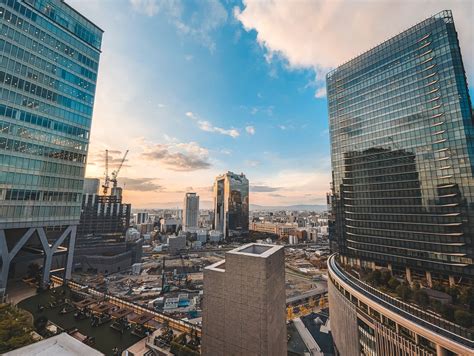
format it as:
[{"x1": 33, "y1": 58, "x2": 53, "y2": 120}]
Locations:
[
  {"x1": 77, "y1": 179, "x2": 131, "y2": 238},
  {"x1": 183, "y1": 192, "x2": 199, "y2": 232},
  {"x1": 202, "y1": 243, "x2": 286, "y2": 355},
  {"x1": 327, "y1": 11, "x2": 473, "y2": 355},
  {"x1": 0, "y1": 0, "x2": 102, "y2": 296},
  {"x1": 213, "y1": 171, "x2": 249, "y2": 239},
  {"x1": 136, "y1": 211, "x2": 149, "y2": 225}
]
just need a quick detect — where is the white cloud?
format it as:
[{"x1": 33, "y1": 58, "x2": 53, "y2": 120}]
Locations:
[
  {"x1": 198, "y1": 120, "x2": 240, "y2": 138},
  {"x1": 315, "y1": 87, "x2": 327, "y2": 98},
  {"x1": 130, "y1": 0, "x2": 159, "y2": 17},
  {"x1": 235, "y1": 0, "x2": 474, "y2": 96},
  {"x1": 185, "y1": 112, "x2": 240, "y2": 138},
  {"x1": 245, "y1": 125, "x2": 256, "y2": 135},
  {"x1": 141, "y1": 139, "x2": 212, "y2": 171},
  {"x1": 245, "y1": 159, "x2": 260, "y2": 167},
  {"x1": 130, "y1": 0, "x2": 227, "y2": 51}
]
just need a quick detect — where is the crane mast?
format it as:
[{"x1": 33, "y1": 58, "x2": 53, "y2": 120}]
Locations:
[
  {"x1": 102, "y1": 149, "x2": 110, "y2": 194},
  {"x1": 101, "y1": 149, "x2": 128, "y2": 195}
]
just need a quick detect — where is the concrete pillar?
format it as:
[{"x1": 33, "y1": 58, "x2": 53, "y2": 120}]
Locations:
[
  {"x1": 0, "y1": 261, "x2": 10, "y2": 297},
  {"x1": 0, "y1": 228, "x2": 35, "y2": 296},
  {"x1": 64, "y1": 226, "x2": 77, "y2": 281},
  {"x1": 448, "y1": 275, "x2": 455, "y2": 287},
  {"x1": 405, "y1": 267, "x2": 412, "y2": 284},
  {"x1": 42, "y1": 252, "x2": 53, "y2": 288},
  {"x1": 0, "y1": 230, "x2": 9, "y2": 296},
  {"x1": 426, "y1": 271, "x2": 433, "y2": 288},
  {"x1": 436, "y1": 344, "x2": 448, "y2": 356},
  {"x1": 387, "y1": 263, "x2": 392, "y2": 272}
]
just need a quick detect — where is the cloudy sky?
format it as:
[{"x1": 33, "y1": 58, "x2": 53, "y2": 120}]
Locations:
[{"x1": 68, "y1": 0, "x2": 474, "y2": 209}]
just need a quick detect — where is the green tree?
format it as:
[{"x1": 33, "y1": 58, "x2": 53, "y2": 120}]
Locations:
[
  {"x1": 380, "y1": 271, "x2": 391, "y2": 287},
  {"x1": 388, "y1": 277, "x2": 401, "y2": 291},
  {"x1": 0, "y1": 304, "x2": 35, "y2": 353},
  {"x1": 440, "y1": 304, "x2": 455, "y2": 321},
  {"x1": 396, "y1": 284, "x2": 412, "y2": 301},
  {"x1": 367, "y1": 270, "x2": 382, "y2": 286},
  {"x1": 413, "y1": 290, "x2": 430, "y2": 305},
  {"x1": 454, "y1": 309, "x2": 472, "y2": 328}
]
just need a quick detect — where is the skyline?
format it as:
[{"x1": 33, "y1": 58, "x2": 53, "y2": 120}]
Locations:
[{"x1": 69, "y1": 0, "x2": 474, "y2": 209}]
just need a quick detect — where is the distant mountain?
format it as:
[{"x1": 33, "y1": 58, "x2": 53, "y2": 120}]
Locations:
[{"x1": 249, "y1": 204, "x2": 327, "y2": 212}]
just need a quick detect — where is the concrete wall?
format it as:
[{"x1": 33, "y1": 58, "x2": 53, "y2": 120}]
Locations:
[
  {"x1": 202, "y1": 245, "x2": 286, "y2": 356},
  {"x1": 328, "y1": 278, "x2": 359, "y2": 356}
]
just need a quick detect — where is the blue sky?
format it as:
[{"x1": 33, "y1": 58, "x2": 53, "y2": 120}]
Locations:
[{"x1": 68, "y1": 0, "x2": 473, "y2": 208}]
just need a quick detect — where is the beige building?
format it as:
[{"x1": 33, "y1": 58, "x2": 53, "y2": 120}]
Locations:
[
  {"x1": 250, "y1": 221, "x2": 296, "y2": 239},
  {"x1": 328, "y1": 254, "x2": 474, "y2": 356},
  {"x1": 202, "y1": 243, "x2": 287, "y2": 355}
]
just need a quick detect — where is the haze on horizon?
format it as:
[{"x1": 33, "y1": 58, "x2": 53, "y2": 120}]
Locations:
[{"x1": 68, "y1": 0, "x2": 474, "y2": 209}]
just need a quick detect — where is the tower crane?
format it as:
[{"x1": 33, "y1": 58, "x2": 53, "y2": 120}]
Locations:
[
  {"x1": 102, "y1": 149, "x2": 110, "y2": 194},
  {"x1": 110, "y1": 150, "x2": 129, "y2": 189},
  {"x1": 101, "y1": 149, "x2": 129, "y2": 195}
]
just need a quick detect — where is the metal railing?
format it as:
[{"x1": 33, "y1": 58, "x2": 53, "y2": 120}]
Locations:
[
  {"x1": 328, "y1": 254, "x2": 474, "y2": 349},
  {"x1": 50, "y1": 276, "x2": 201, "y2": 336}
]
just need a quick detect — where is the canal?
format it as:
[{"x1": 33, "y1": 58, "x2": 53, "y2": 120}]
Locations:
[{"x1": 18, "y1": 287, "x2": 142, "y2": 356}]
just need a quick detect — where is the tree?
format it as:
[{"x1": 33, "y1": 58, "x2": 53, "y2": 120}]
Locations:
[
  {"x1": 0, "y1": 304, "x2": 35, "y2": 353},
  {"x1": 367, "y1": 270, "x2": 382, "y2": 286},
  {"x1": 439, "y1": 304, "x2": 455, "y2": 321},
  {"x1": 396, "y1": 284, "x2": 412, "y2": 301},
  {"x1": 454, "y1": 309, "x2": 472, "y2": 328},
  {"x1": 388, "y1": 277, "x2": 401, "y2": 291},
  {"x1": 380, "y1": 271, "x2": 391, "y2": 287},
  {"x1": 413, "y1": 290, "x2": 430, "y2": 305}
]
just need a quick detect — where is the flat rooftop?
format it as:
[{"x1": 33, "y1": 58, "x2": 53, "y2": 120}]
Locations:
[
  {"x1": 4, "y1": 333, "x2": 103, "y2": 356},
  {"x1": 228, "y1": 243, "x2": 283, "y2": 258}
]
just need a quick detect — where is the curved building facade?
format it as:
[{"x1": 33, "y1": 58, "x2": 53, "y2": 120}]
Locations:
[{"x1": 328, "y1": 255, "x2": 474, "y2": 356}]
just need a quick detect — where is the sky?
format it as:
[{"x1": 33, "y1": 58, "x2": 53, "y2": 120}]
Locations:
[{"x1": 67, "y1": 0, "x2": 474, "y2": 209}]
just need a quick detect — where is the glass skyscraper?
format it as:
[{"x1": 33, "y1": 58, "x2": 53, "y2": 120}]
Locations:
[
  {"x1": 0, "y1": 0, "x2": 102, "y2": 295},
  {"x1": 213, "y1": 171, "x2": 249, "y2": 239},
  {"x1": 327, "y1": 11, "x2": 474, "y2": 355},
  {"x1": 328, "y1": 10, "x2": 473, "y2": 283}
]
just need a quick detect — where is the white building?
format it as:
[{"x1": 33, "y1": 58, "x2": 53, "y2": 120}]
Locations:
[{"x1": 183, "y1": 192, "x2": 199, "y2": 232}]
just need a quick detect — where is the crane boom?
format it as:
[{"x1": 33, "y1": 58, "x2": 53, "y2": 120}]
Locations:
[
  {"x1": 102, "y1": 149, "x2": 110, "y2": 194},
  {"x1": 111, "y1": 150, "x2": 129, "y2": 188}
]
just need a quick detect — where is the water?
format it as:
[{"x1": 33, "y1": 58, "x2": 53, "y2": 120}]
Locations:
[{"x1": 18, "y1": 287, "x2": 141, "y2": 355}]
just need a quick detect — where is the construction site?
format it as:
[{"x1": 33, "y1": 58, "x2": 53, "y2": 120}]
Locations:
[{"x1": 71, "y1": 244, "x2": 330, "y2": 323}]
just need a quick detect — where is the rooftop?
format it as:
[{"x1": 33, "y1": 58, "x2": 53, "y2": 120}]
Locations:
[
  {"x1": 228, "y1": 243, "x2": 284, "y2": 258},
  {"x1": 4, "y1": 333, "x2": 103, "y2": 356}
]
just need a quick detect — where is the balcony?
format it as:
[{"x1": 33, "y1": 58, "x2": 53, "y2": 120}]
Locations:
[{"x1": 328, "y1": 254, "x2": 474, "y2": 350}]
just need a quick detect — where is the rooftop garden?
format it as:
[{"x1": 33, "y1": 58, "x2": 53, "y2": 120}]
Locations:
[{"x1": 359, "y1": 269, "x2": 474, "y2": 330}]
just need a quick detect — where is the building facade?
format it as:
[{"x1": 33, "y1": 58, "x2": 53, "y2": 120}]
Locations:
[
  {"x1": 202, "y1": 243, "x2": 287, "y2": 355},
  {"x1": 0, "y1": 0, "x2": 102, "y2": 295},
  {"x1": 183, "y1": 192, "x2": 199, "y2": 232},
  {"x1": 328, "y1": 10, "x2": 473, "y2": 285},
  {"x1": 77, "y1": 193, "x2": 131, "y2": 239},
  {"x1": 327, "y1": 10, "x2": 474, "y2": 355},
  {"x1": 213, "y1": 171, "x2": 249, "y2": 239}
]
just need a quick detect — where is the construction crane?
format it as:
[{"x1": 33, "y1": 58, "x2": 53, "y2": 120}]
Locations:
[
  {"x1": 111, "y1": 150, "x2": 129, "y2": 189},
  {"x1": 102, "y1": 149, "x2": 129, "y2": 195},
  {"x1": 102, "y1": 149, "x2": 109, "y2": 194}
]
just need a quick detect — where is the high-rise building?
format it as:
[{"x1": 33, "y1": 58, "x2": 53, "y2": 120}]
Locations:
[
  {"x1": 136, "y1": 211, "x2": 149, "y2": 225},
  {"x1": 77, "y1": 179, "x2": 131, "y2": 239},
  {"x1": 327, "y1": 11, "x2": 473, "y2": 355},
  {"x1": 213, "y1": 171, "x2": 249, "y2": 239},
  {"x1": 0, "y1": 0, "x2": 102, "y2": 296},
  {"x1": 202, "y1": 243, "x2": 286, "y2": 355},
  {"x1": 183, "y1": 192, "x2": 199, "y2": 232}
]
